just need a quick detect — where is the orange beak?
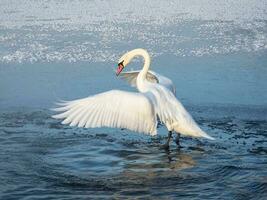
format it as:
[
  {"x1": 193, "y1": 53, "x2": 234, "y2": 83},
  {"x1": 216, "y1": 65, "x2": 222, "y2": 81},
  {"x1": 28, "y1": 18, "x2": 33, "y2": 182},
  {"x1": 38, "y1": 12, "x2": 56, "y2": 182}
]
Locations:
[{"x1": 116, "y1": 63, "x2": 124, "y2": 76}]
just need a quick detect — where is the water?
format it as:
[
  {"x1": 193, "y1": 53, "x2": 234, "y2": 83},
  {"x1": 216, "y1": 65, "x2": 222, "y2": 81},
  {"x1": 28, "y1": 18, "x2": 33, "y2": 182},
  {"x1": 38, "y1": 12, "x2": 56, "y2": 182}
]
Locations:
[{"x1": 0, "y1": 0, "x2": 267, "y2": 199}]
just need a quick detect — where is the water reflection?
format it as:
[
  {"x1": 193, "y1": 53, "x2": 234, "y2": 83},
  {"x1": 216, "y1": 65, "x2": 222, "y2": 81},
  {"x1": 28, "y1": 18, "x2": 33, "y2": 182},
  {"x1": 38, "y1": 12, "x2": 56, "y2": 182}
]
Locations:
[{"x1": 119, "y1": 145, "x2": 196, "y2": 176}]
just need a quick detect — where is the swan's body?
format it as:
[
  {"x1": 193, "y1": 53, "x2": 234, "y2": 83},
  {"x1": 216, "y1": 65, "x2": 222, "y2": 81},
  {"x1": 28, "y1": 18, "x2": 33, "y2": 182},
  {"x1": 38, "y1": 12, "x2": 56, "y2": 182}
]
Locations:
[{"x1": 52, "y1": 48, "x2": 214, "y2": 148}]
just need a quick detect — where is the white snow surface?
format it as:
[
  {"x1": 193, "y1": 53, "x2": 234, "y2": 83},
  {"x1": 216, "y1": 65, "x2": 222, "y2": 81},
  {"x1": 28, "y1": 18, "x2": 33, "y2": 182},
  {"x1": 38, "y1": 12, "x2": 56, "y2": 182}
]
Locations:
[{"x1": 0, "y1": 0, "x2": 266, "y2": 63}]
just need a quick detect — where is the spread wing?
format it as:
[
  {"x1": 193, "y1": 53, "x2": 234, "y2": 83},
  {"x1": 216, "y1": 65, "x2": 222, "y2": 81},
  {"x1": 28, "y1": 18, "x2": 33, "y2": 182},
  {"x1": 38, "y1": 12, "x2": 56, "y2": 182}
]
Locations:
[
  {"x1": 120, "y1": 70, "x2": 176, "y2": 95},
  {"x1": 52, "y1": 90, "x2": 157, "y2": 135}
]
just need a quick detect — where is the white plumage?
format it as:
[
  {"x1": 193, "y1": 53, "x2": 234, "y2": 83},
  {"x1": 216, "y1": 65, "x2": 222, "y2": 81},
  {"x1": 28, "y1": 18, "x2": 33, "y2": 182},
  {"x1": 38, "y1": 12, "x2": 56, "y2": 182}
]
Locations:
[
  {"x1": 52, "y1": 90, "x2": 157, "y2": 135},
  {"x1": 52, "y1": 48, "x2": 214, "y2": 143},
  {"x1": 120, "y1": 70, "x2": 176, "y2": 95}
]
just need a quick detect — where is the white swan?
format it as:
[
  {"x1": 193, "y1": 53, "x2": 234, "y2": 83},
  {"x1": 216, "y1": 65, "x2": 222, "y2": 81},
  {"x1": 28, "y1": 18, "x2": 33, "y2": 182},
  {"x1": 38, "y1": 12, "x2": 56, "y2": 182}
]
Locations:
[{"x1": 52, "y1": 48, "x2": 214, "y2": 148}]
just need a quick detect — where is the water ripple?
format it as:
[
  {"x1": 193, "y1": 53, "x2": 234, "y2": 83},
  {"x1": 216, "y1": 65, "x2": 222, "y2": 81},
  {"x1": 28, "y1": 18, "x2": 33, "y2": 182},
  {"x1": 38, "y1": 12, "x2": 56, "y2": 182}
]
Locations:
[{"x1": 0, "y1": 109, "x2": 266, "y2": 199}]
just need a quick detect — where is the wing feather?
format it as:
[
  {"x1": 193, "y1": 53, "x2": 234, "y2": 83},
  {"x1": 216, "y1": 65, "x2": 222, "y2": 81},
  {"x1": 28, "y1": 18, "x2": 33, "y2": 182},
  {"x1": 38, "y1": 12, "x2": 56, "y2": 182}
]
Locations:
[
  {"x1": 52, "y1": 90, "x2": 157, "y2": 135},
  {"x1": 120, "y1": 70, "x2": 158, "y2": 86},
  {"x1": 120, "y1": 70, "x2": 176, "y2": 95}
]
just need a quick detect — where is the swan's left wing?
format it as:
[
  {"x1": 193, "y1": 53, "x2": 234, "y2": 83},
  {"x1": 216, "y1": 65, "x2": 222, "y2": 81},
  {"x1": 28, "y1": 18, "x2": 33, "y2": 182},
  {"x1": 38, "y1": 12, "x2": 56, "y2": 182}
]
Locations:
[
  {"x1": 120, "y1": 70, "x2": 176, "y2": 95},
  {"x1": 52, "y1": 90, "x2": 157, "y2": 135}
]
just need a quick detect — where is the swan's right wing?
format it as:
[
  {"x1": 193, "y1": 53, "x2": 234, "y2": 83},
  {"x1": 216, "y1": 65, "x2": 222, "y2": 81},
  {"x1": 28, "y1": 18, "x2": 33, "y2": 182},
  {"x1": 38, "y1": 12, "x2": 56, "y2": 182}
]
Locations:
[
  {"x1": 119, "y1": 70, "x2": 158, "y2": 87},
  {"x1": 52, "y1": 90, "x2": 157, "y2": 135},
  {"x1": 120, "y1": 70, "x2": 176, "y2": 95}
]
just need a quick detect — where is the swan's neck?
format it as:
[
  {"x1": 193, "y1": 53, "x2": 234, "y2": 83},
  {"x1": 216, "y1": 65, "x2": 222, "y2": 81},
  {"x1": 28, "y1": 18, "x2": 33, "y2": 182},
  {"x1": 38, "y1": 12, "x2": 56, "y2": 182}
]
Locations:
[
  {"x1": 138, "y1": 50, "x2": 150, "y2": 80},
  {"x1": 127, "y1": 49, "x2": 150, "y2": 92}
]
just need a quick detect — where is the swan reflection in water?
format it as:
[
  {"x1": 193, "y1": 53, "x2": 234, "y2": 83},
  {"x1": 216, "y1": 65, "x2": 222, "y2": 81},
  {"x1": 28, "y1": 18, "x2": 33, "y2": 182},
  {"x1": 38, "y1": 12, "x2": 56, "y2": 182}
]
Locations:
[
  {"x1": 113, "y1": 151, "x2": 196, "y2": 194},
  {"x1": 120, "y1": 147, "x2": 196, "y2": 177}
]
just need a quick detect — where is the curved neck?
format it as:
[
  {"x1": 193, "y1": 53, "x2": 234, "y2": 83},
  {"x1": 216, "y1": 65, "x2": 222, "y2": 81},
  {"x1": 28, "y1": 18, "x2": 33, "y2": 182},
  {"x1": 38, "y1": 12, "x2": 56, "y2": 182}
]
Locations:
[{"x1": 127, "y1": 49, "x2": 150, "y2": 80}]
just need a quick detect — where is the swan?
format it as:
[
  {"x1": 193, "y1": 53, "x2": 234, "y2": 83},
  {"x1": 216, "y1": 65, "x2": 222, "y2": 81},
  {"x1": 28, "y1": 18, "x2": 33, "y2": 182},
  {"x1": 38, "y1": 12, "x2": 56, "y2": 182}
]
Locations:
[{"x1": 52, "y1": 48, "x2": 214, "y2": 149}]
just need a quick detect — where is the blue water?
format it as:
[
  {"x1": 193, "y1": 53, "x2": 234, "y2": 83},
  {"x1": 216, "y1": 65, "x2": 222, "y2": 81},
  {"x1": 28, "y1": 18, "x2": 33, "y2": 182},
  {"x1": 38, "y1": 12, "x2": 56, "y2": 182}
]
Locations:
[{"x1": 0, "y1": 0, "x2": 267, "y2": 199}]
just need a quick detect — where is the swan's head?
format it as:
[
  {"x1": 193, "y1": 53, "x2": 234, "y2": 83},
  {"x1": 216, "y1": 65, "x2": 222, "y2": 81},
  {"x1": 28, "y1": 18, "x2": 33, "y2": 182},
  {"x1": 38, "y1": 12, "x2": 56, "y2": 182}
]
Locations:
[
  {"x1": 116, "y1": 49, "x2": 149, "y2": 76},
  {"x1": 116, "y1": 51, "x2": 131, "y2": 76}
]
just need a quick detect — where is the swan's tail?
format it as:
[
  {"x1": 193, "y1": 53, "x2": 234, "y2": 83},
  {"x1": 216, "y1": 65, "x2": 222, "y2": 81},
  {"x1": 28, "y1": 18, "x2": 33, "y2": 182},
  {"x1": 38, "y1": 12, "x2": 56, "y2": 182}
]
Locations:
[
  {"x1": 173, "y1": 122, "x2": 215, "y2": 140},
  {"x1": 197, "y1": 130, "x2": 215, "y2": 140}
]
